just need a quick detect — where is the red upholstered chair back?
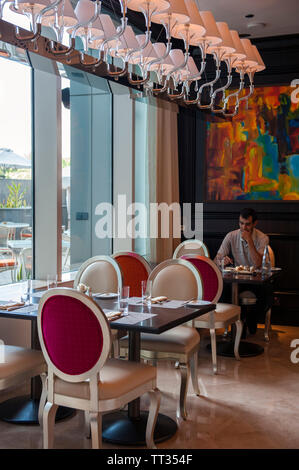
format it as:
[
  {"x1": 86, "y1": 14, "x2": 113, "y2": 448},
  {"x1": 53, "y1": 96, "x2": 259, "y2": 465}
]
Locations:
[
  {"x1": 182, "y1": 255, "x2": 223, "y2": 303},
  {"x1": 112, "y1": 252, "x2": 151, "y2": 297},
  {"x1": 37, "y1": 288, "x2": 111, "y2": 382}
]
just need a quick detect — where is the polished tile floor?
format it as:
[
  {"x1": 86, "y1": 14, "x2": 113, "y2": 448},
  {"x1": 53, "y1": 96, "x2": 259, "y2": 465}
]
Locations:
[{"x1": 0, "y1": 324, "x2": 299, "y2": 449}]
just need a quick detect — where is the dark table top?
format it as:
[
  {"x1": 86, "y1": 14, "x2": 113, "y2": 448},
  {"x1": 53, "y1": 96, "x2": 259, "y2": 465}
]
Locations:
[
  {"x1": 222, "y1": 269, "x2": 282, "y2": 285},
  {"x1": 95, "y1": 298, "x2": 216, "y2": 335},
  {"x1": 0, "y1": 294, "x2": 216, "y2": 335}
]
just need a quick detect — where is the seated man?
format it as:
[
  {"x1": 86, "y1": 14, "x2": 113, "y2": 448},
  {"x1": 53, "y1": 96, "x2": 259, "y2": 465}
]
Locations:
[{"x1": 215, "y1": 208, "x2": 272, "y2": 335}]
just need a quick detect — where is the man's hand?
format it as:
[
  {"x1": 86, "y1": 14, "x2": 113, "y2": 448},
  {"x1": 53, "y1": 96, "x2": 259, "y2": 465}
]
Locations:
[
  {"x1": 223, "y1": 256, "x2": 233, "y2": 266},
  {"x1": 241, "y1": 230, "x2": 253, "y2": 244}
]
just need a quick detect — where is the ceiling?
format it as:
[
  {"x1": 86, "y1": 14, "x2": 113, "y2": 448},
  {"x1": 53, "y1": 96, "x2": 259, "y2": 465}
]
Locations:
[{"x1": 196, "y1": 0, "x2": 299, "y2": 38}]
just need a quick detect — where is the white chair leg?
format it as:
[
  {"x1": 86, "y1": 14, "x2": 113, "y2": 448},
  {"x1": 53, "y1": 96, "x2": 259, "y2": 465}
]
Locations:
[
  {"x1": 38, "y1": 372, "x2": 48, "y2": 427},
  {"x1": 234, "y1": 320, "x2": 242, "y2": 361},
  {"x1": 210, "y1": 328, "x2": 217, "y2": 374},
  {"x1": 43, "y1": 402, "x2": 58, "y2": 449},
  {"x1": 177, "y1": 363, "x2": 190, "y2": 420},
  {"x1": 84, "y1": 411, "x2": 91, "y2": 438},
  {"x1": 90, "y1": 412, "x2": 102, "y2": 449},
  {"x1": 111, "y1": 339, "x2": 120, "y2": 358},
  {"x1": 146, "y1": 388, "x2": 161, "y2": 449},
  {"x1": 190, "y1": 351, "x2": 200, "y2": 396},
  {"x1": 264, "y1": 309, "x2": 271, "y2": 342}
]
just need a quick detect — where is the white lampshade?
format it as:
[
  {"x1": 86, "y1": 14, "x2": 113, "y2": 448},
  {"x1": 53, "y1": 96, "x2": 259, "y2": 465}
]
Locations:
[
  {"x1": 75, "y1": 0, "x2": 96, "y2": 23},
  {"x1": 170, "y1": 48, "x2": 185, "y2": 66},
  {"x1": 199, "y1": 11, "x2": 222, "y2": 45},
  {"x1": 186, "y1": 56, "x2": 199, "y2": 76},
  {"x1": 89, "y1": 14, "x2": 121, "y2": 50},
  {"x1": 99, "y1": 13, "x2": 117, "y2": 38},
  {"x1": 128, "y1": 0, "x2": 170, "y2": 15},
  {"x1": 172, "y1": 0, "x2": 205, "y2": 42},
  {"x1": 241, "y1": 39, "x2": 258, "y2": 67},
  {"x1": 10, "y1": 0, "x2": 51, "y2": 18},
  {"x1": 170, "y1": 49, "x2": 190, "y2": 80},
  {"x1": 229, "y1": 30, "x2": 246, "y2": 60},
  {"x1": 132, "y1": 34, "x2": 158, "y2": 65},
  {"x1": 110, "y1": 25, "x2": 139, "y2": 58},
  {"x1": 251, "y1": 45, "x2": 266, "y2": 72},
  {"x1": 215, "y1": 23, "x2": 235, "y2": 54},
  {"x1": 43, "y1": 0, "x2": 77, "y2": 29},
  {"x1": 152, "y1": 42, "x2": 174, "y2": 73},
  {"x1": 152, "y1": 0, "x2": 190, "y2": 28}
]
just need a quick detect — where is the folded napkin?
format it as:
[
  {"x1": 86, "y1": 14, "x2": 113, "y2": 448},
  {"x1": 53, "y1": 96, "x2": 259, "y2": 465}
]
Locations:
[
  {"x1": 105, "y1": 311, "x2": 123, "y2": 321},
  {"x1": 0, "y1": 302, "x2": 25, "y2": 311},
  {"x1": 150, "y1": 296, "x2": 168, "y2": 304}
]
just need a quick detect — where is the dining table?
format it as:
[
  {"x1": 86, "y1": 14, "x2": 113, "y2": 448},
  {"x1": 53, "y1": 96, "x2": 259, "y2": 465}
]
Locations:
[
  {"x1": 215, "y1": 268, "x2": 282, "y2": 357},
  {"x1": 94, "y1": 296, "x2": 216, "y2": 446}
]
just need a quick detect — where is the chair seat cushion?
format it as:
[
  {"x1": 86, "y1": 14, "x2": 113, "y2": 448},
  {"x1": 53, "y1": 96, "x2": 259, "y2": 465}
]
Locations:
[
  {"x1": 54, "y1": 358, "x2": 156, "y2": 401},
  {"x1": 0, "y1": 259, "x2": 16, "y2": 268},
  {"x1": 195, "y1": 303, "x2": 241, "y2": 328},
  {"x1": 0, "y1": 346, "x2": 46, "y2": 391},
  {"x1": 121, "y1": 325, "x2": 200, "y2": 355}
]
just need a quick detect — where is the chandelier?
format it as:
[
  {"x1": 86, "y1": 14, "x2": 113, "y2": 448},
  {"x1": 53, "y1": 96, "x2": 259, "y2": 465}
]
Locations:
[{"x1": 0, "y1": 0, "x2": 266, "y2": 116}]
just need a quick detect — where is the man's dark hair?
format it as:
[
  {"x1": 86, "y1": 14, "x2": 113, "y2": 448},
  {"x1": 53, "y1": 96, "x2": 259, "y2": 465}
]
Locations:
[{"x1": 240, "y1": 208, "x2": 258, "y2": 223}]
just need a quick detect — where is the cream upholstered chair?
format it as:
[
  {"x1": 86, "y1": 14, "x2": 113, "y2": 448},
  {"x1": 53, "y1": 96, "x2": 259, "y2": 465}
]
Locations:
[
  {"x1": 74, "y1": 256, "x2": 123, "y2": 358},
  {"x1": 120, "y1": 259, "x2": 203, "y2": 420},
  {"x1": 239, "y1": 246, "x2": 275, "y2": 342},
  {"x1": 173, "y1": 239, "x2": 210, "y2": 259},
  {"x1": 74, "y1": 255, "x2": 122, "y2": 294},
  {"x1": 0, "y1": 344, "x2": 47, "y2": 425},
  {"x1": 37, "y1": 288, "x2": 160, "y2": 449},
  {"x1": 182, "y1": 255, "x2": 242, "y2": 374}
]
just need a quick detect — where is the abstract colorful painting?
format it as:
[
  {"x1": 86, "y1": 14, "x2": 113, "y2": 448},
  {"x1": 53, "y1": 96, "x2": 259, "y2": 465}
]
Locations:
[{"x1": 206, "y1": 86, "x2": 299, "y2": 200}]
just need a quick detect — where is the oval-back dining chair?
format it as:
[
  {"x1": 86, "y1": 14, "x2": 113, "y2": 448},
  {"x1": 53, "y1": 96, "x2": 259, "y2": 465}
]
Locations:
[
  {"x1": 120, "y1": 258, "x2": 203, "y2": 420},
  {"x1": 173, "y1": 239, "x2": 210, "y2": 259},
  {"x1": 74, "y1": 256, "x2": 123, "y2": 358},
  {"x1": 38, "y1": 288, "x2": 160, "y2": 449},
  {"x1": 112, "y1": 251, "x2": 151, "y2": 297},
  {"x1": 182, "y1": 255, "x2": 242, "y2": 374},
  {"x1": 74, "y1": 255, "x2": 122, "y2": 294}
]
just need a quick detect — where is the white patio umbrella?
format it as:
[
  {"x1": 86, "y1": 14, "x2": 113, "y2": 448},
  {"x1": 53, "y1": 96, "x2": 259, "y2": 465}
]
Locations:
[{"x1": 0, "y1": 149, "x2": 31, "y2": 169}]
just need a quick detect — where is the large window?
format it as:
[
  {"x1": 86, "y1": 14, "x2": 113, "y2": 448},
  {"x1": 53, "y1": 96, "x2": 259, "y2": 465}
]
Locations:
[{"x1": 0, "y1": 50, "x2": 33, "y2": 285}]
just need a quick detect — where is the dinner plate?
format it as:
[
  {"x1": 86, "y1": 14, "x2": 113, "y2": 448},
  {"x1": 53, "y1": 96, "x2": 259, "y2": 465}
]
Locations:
[
  {"x1": 93, "y1": 292, "x2": 119, "y2": 299},
  {"x1": 187, "y1": 300, "x2": 212, "y2": 307}
]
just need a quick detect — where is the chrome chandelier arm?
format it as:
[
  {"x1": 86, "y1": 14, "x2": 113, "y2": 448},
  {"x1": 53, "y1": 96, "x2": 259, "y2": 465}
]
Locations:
[
  {"x1": 211, "y1": 59, "x2": 233, "y2": 113},
  {"x1": 166, "y1": 48, "x2": 190, "y2": 99},
  {"x1": 14, "y1": 0, "x2": 63, "y2": 42},
  {"x1": 197, "y1": 55, "x2": 221, "y2": 109},
  {"x1": 223, "y1": 71, "x2": 254, "y2": 117},
  {"x1": 183, "y1": 43, "x2": 207, "y2": 105},
  {"x1": 47, "y1": 0, "x2": 101, "y2": 59},
  {"x1": 0, "y1": 0, "x2": 10, "y2": 19},
  {"x1": 146, "y1": 37, "x2": 172, "y2": 74},
  {"x1": 222, "y1": 69, "x2": 245, "y2": 113},
  {"x1": 100, "y1": 16, "x2": 128, "y2": 77},
  {"x1": 148, "y1": 19, "x2": 172, "y2": 94}
]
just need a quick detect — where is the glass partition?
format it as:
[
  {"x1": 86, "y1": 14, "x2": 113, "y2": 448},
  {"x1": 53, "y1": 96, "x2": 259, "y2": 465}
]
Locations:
[{"x1": 0, "y1": 49, "x2": 33, "y2": 285}]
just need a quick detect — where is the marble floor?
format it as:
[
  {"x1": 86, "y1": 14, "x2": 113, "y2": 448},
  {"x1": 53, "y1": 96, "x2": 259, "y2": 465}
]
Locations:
[{"x1": 0, "y1": 324, "x2": 299, "y2": 449}]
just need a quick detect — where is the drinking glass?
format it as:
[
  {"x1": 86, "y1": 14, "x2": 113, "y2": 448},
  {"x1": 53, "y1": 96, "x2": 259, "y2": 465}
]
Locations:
[
  {"x1": 141, "y1": 280, "x2": 148, "y2": 302},
  {"x1": 47, "y1": 274, "x2": 58, "y2": 290},
  {"x1": 119, "y1": 286, "x2": 130, "y2": 315}
]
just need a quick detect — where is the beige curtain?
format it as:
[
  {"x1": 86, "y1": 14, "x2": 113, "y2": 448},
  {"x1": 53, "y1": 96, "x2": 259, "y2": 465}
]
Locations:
[
  {"x1": 133, "y1": 95, "x2": 181, "y2": 264},
  {"x1": 154, "y1": 99, "x2": 181, "y2": 263}
]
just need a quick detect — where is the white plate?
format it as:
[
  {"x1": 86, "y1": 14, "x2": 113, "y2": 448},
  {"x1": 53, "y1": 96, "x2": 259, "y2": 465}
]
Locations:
[
  {"x1": 93, "y1": 293, "x2": 118, "y2": 299},
  {"x1": 187, "y1": 300, "x2": 212, "y2": 307},
  {"x1": 271, "y1": 267, "x2": 282, "y2": 271}
]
